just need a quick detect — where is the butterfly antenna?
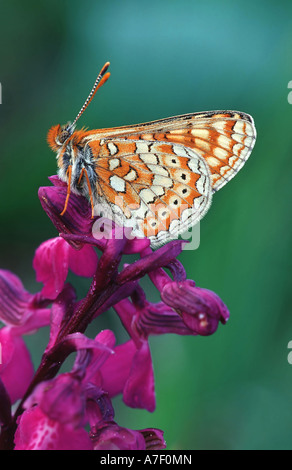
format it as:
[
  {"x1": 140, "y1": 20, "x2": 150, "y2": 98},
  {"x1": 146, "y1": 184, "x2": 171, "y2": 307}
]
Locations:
[{"x1": 71, "y1": 61, "x2": 110, "y2": 128}]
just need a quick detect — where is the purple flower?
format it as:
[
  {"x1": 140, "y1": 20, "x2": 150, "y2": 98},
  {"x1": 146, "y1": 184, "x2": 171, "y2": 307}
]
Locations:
[
  {"x1": 14, "y1": 329, "x2": 165, "y2": 450},
  {"x1": 14, "y1": 330, "x2": 114, "y2": 450},
  {"x1": 161, "y1": 280, "x2": 230, "y2": 336},
  {"x1": 38, "y1": 176, "x2": 94, "y2": 250},
  {"x1": 0, "y1": 175, "x2": 230, "y2": 450},
  {"x1": 38, "y1": 176, "x2": 150, "y2": 253},
  {"x1": 22, "y1": 330, "x2": 114, "y2": 425},
  {"x1": 90, "y1": 422, "x2": 166, "y2": 451},
  {"x1": 0, "y1": 328, "x2": 34, "y2": 406},
  {"x1": 112, "y1": 294, "x2": 199, "y2": 412},
  {"x1": 33, "y1": 237, "x2": 98, "y2": 300},
  {"x1": 14, "y1": 406, "x2": 93, "y2": 450},
  {"x1": 0, "y1": 270, "x2": 50, "y2": 330},
  {"x1": 93, "y1": 339, "x2": 137, "y2": 398},
  {"x1": 0, "y1": 270, "x2": 51, "y2": 404}
]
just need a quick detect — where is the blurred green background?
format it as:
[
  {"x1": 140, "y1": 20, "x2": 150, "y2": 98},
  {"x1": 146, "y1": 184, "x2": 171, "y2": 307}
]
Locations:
[{"x1": 1, "y1": 0, "x2": 292, "y2": 450}]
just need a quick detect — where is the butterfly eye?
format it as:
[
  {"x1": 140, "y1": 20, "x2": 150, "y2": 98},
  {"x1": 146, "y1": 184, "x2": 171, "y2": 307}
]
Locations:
[{"x1": 58, "y1": 130, "x2": 70, "y2": 144}]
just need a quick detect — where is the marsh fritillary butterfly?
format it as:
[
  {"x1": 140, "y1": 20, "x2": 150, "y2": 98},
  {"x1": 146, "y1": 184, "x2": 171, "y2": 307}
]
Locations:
[{"x1": 47, "y1": 62, "x2": 256, "y2": 247}]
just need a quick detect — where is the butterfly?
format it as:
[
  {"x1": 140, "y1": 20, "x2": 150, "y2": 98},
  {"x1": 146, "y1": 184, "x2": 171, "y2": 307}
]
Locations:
[{"x1": 47, "y1": 62, "x2": 256, "y2": 248}]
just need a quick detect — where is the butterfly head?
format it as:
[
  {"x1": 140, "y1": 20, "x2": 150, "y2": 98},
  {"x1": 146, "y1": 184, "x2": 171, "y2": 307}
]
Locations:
[
  {"x1": 47, "y1": 62, "x2": 110, "y2": 155},
  {"x1": 47, "y1": 122, "x2": 75, "y2": 152}
]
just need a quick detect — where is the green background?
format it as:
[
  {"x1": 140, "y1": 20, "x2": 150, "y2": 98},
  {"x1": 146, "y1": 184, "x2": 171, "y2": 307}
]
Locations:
[{"x1": 1, "y1": 0, "x2": 292, "y2": 450}]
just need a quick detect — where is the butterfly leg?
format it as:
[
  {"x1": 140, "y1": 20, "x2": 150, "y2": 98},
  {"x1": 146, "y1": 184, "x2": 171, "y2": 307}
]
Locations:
[
  {"x1": 77, "y1": 166, "x2": 95, "y2": 218},
  {"x1": 60, "y1": 165, "x2": 72, "y2": 216}
]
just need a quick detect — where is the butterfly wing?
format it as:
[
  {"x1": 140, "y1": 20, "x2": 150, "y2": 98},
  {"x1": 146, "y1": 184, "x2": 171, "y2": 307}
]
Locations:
[
  {"x1": 91, "y1": 139, "x2": 212, "y2": 247},
  {"x1": 84, "y1": 110, "x2": 256, "y2": 193}
]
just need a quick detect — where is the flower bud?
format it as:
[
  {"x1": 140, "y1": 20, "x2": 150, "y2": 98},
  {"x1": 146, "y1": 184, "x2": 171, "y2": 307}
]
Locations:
[{"x1": 161, "y1": 280, "x2": 229, "y2": 336}]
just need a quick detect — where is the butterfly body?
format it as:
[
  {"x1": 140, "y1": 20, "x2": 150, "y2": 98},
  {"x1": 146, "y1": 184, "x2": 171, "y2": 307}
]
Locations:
[{"x1": 47, "y1": 64, "x2": 256, "y2": 247}]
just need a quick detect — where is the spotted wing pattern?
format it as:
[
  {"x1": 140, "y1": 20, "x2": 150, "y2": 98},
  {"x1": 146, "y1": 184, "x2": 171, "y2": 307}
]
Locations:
[
  {"x1": 90, "y1": 139, "x2": 212, "y2": 247},
  {"x1": 84, "y1": 110, "x2": 256, "y2": 193}
]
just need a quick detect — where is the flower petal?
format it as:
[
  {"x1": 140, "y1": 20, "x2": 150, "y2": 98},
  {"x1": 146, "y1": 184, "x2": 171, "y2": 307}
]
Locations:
[
  {"x1": 161, "y1": 280, "x2": 230, "y2": 336},
  {"x1": 90, "y1": 421, "x2": 146, "y2": 450},
  {"x1": 96, "y1": 339, "x2": 137, "y2": 397},
  {"x1": 114, "y1": 298, "x2": 194, "y2": 340},
  {"x1": 14, "y1": 406, "x2": 93, "y2": 450},
  {"x1": 24, "y1": 375, "x2": 86, "y2": 428},
  {"x1": 33, "y1": 238, "x2": 69, "y2": 300},
  {"x1": 68, "y1": 244, "x2": 98, "y2": 277},
  {"x1": 0, "y1": 327, "x2": 34, "y2": 404},
  {"x1": 123, "y1": 341, "x2": 155, "y2": 412},
  {"x1": 0, "y1": 270, "x2": 32, "y2": 326},
  {"x1": 33, "y1": 237, "x2": 98, "y2": 302},
  {"x1": 135, "y1": 301, "x2": 195, "y2": 337},
  {"x1": 38, "y1": 178, "x2": 94, "y2": 250}
]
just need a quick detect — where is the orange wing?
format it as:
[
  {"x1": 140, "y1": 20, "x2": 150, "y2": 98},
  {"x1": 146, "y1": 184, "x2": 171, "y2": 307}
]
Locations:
[
  {"x1": 83, "y1": 110, "x2": 256, "y2": 192},
  {"x1": 89, "y1": 139, "x2": 212, "y2": 247}
]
